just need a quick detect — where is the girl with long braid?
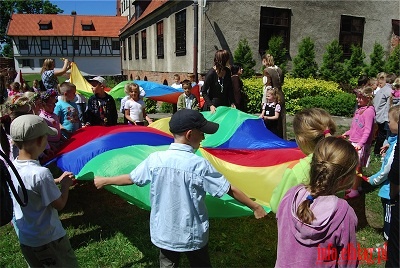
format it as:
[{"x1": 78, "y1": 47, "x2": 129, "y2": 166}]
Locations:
[{"x1": 276, "y1": 137, "x2": 359, "y2": 267}]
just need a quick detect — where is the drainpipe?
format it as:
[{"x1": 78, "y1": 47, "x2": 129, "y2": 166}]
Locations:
[
  {"x1": 71, "y1": 11, "x2": 76, "y2": 62},
  {"x1": 193, "y1": 0, "x2": 198, "y2": 83}
]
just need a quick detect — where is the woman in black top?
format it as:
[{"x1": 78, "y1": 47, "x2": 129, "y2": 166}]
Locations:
[{"x1": 201, "y1": 50, "x2": 235, "y2": 113}]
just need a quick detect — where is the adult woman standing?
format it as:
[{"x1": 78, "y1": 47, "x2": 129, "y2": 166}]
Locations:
[
  {"x1": 201, "y1": 50, "x2": 235, "y2": 113},
  {"x1": 262, "y1": 54, "x2": 286, "y2": 139},
  {"x1": 41, "y1": 58, "x2": 70, "y2": 91}
]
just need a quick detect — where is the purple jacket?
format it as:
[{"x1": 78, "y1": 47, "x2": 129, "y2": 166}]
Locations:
[{"x1": 276, "y1": 185, "x2": 358, "y2": 267}]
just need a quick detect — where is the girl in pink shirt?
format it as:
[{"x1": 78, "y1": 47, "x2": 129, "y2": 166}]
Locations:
[{"x1": 342, "y1": 86, "x2": 375, "y2": 199}]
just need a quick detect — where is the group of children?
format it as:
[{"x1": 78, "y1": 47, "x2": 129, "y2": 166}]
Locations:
[{"x1": 2, "y1": 66, "x2": 400, "y2": 267}]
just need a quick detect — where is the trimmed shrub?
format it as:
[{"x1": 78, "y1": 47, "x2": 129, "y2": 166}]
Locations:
[
  {"x1": 385, "y1": 44, "x2": 400, "y2": 75},
  {"x1": 242, "y1": 76, "x2": 349, "y2": 116},
  {"x1": 160, "y1": 102, "x2": 173, "y2": 113},
  {"x1": 233, "y1": 38, "x2": 256, "y2": 78},
  {"x1": 242, "y1": 77, "x2": 263, "y2": 113},
  {"x1": 144, "y1": 98, "x2": 157, "y2": 114},
  {"x1": 365, "y1": 42, "x2": 385, "y2": 78},
  {"x1": 345, "y1": 45, "x2": 366, "y2": 80},
  {"x1": 283, "y1": 77, "x2": 342, "y2": 99},
  {"x1": 319, "y1": 40, "x2": 346, "y2": 83},
  {"x1": 298, "y1": 92, "x2": 356, "y2": 117},
  {"x1": 282, "y1": 76, "x2": 342, "y2": 114},
  {"x1": 265, "y1": 36, "x2": 288, "y2": 74},
  {"x1": 292, "y1": 37, "x2": 318, "y2": 78}
]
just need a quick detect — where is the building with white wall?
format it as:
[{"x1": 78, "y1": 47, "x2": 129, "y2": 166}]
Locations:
[{"x1": 7, "y1": 13, "x2": 127, "y2": 76}]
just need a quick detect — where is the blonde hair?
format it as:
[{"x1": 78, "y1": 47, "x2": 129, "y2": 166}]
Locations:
[
  {"x1": 389, "y1": 105, "x2": 400, "y2": 123},
  {"x1": 296, "y1": 137, "x2": 359, "y2": 224},
  {"x1": 356, "y1": 86, "x2": 374, "y2": 107},
  {"x1": 41, "y1": 59, "x2": 55, "y2": 74},
  {"x1": 262, "y1": 54, "x2": 275, "y2": 67},
  {"x1": 5, "y1": 95, "x2": 33, "y2": 120},
  {"x1": 266, "y1": 87, "x2": 281, "y2": 104},
  {"x1": 368, "y1": 78, "x2": 377, "y2": 86},
  {"x1": 59, "y1": 82, "x2": 76, "y2": 95},
  {"x1": 124, "y1": 83, "x2": 139, "y2": 95},
  {"x1": 393, "y1": 77, "x2": 400, "y2": 89},
  {"x1": 389, "y1": 78, "x2": 400, "y2": 106},
  {"x1": 293, "y1": 108, "x2": 337, "y2": 155}
]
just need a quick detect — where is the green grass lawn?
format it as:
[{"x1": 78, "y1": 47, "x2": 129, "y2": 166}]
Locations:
[{"x1": 22, "y1": 73, "x2": 68, "y2": 88}]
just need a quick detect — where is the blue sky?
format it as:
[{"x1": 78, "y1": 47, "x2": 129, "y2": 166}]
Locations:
[{"x1": 51, "y1": 0, "x2": 117, "y2": 16}]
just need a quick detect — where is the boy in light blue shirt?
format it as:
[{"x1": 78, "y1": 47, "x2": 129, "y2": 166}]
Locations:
[
  {"x1": 94, "y1": 109, "x2": 266, "y2": 267},
  {"x1": 54, "y1": 82, "x2": 80, "y2": 138}
]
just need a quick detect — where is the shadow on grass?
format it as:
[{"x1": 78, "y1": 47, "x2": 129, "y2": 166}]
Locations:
[
  {"x1": 346, "y1": 180, "x2": 384, "y2": 237},
  {"x1": 60, "y1": 182, "x2": 157, "y2": 267},
  {"x1": 59, "y1": 182, "x2": 279, "y2": 267}
]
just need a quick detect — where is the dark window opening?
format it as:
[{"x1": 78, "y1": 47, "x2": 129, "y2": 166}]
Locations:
[
  {"x1": 19, "y1": 39, "x2": 28, "y2": 50},
  {"x1": 38, "y1": 20, "x2": 52, "y2": 30},
  {"x1": 141, "y1": 30, "x2": 147, "y2": 59},
  {"x1": 91, "y1": 40, "x2": 100, "y2": 50},
  {"x1": 157, "y1": 21, "x2": 164, "y2": 58},
  {"x1": 128, "y1": 37, "x2": 132, "y2": 60},
  {"x1": 339, "y1": 15, "x2": 365, "y2": 58},
  {"x1": 175, "y1": 10, "x2": 186, "y2": 56},
  {"x1": 259, "y1": 7, "x2": 291, "y2": 56},
  {"x1": 135, "y1": 33, "x2": 139, "y2": 60}
]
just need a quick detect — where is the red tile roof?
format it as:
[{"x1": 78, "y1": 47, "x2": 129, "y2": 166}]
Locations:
[
  {"x1": 7, "y1": 14, "x2": 127, "y2": 37},
  {"x1": 120, "y1": 0, "x2": 168, "y2": 34}
]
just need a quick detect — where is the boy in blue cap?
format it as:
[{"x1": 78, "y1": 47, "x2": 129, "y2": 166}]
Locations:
[{"x1": 94, "y1": 109, "x2": 266, "y2": 267}]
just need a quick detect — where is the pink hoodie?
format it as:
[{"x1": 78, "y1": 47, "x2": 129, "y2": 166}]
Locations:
[
  {"x1": 276, "y1": 185, "x2": 358, "y2": 268},
  {"x1": 343, "y1": 105, "x2": 375, "y2": 146}
]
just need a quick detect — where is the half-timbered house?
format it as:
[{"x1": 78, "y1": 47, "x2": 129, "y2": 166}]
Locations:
[{"x1": 7, "y1": 13, "x2": 127, "y2": 75}]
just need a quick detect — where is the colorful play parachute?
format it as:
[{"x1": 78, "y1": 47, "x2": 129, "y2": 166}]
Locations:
[
  {"x1": 68, "y1": 61, "x2": 184, "y2": 102},
  {"x1": 108, "y1": 80, "x2": 184, "y2": 103},
  {"x1": 51, "y1": 107, "x2": 305, "y2": 217}
]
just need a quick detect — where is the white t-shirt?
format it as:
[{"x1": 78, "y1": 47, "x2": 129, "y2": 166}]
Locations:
[
  {"x1": 124, "y1": 99, "x2": 146, "y2": 122},
  {"x1": 171, "y1": 83, "x2": 182, "y2": 89},
  {"x1": 74, "y1": 93, "x2": 87, "y2": 104},
  {"x1": 9, "y1": 159, "x2": 65, "y2": 247}
]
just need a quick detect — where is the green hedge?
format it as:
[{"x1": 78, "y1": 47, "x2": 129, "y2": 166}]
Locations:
[
  {"x1": 297, "y1": 92, "x2": 356, "y2": 117},
  {"x1": 242, "y1": 76, "x2": 354, "y2": 116}
]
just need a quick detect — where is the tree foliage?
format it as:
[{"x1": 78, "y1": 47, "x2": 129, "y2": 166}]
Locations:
[
  {"x1": 265, "y1": 36, "x2": 288, "y2": 74},
  {"x1": 319, "y1": 40, "x2": 346, "y2": 83},
  {"x1": 1, "y1": 43, "x2": 13, "y2": 58},
  {"x1": 365, "y1": 42, "x2": 385, "y2": 78},
  {"x1": 292, "y1": 37, "x2": 318, "y2": 78},
  {"x1": 385, "y1": 44, "x2": 400, "y2": 75},
  {"x1": 233, "y1": 38, "x2": 256, "y2": 78},
  {"x1": 0, "y1": 0, "x2": 63, "y2": 44},
  {"x1": 344, "y1": 45, "x2": 366, "y2": 80}
]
